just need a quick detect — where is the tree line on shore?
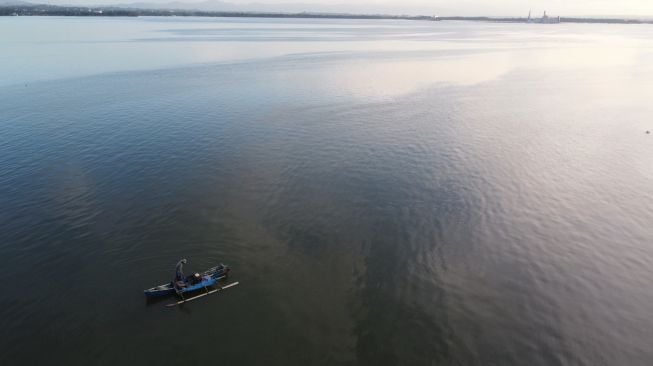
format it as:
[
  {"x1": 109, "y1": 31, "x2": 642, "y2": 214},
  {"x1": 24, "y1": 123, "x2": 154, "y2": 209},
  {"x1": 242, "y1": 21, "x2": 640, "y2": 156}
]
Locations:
[{"x1": 0, "y1": 4, "x2": 436, "y2": 20}]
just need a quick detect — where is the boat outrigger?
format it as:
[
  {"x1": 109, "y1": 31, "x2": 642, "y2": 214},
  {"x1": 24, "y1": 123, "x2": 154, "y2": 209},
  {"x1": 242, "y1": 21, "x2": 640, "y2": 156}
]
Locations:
[{"x1": 144, "y1": 259, "x2": 238, "y2": 305}]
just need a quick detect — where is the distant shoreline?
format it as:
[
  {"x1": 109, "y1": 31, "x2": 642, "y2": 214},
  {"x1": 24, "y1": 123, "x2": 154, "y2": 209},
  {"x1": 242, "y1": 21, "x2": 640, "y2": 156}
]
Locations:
[
  {"x1": 1, "y1": 4, "x2": 652, "y2": 24},
  {"x1": 439, "y1": 16, "x2": 652, "y2": 24},
  {"x1": 0, "y1": 4, "x2": 436, "y2": 21}
]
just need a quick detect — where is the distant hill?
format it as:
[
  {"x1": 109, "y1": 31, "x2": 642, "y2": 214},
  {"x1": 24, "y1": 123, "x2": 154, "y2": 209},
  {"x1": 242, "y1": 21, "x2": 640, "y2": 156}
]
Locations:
[
  {"x1": 114, "y1": 1, "x2": 234, "y2": 12},
  {"x1": 0, "y1": 0, "x2": 33, "y2": 5},
  {"x1": 103, "y1": 0, "x2": 433, "y2": 16}
]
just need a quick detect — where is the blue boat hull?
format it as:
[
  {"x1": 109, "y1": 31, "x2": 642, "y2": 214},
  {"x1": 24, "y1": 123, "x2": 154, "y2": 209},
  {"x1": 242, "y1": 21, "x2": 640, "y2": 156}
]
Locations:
[{"x1": 144, "y1": 264, "x2": 229, "y2": 298}]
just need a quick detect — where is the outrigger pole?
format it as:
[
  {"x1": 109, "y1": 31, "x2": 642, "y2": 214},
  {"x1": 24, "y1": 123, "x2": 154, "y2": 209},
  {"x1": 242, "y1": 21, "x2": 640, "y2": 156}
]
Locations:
[{"x1": 166, "y1": 282, "x2": 239, "y2": 307}]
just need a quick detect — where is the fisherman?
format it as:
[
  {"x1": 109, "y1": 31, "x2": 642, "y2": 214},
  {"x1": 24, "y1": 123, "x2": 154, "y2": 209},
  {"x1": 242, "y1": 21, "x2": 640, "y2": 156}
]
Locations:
[{"x1": 175, "y1": 259, "x2": 187, "y2": 282}]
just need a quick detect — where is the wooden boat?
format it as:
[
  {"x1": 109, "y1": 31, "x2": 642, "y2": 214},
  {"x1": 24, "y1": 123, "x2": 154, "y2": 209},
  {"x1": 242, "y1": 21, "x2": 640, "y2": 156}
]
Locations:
[{"x1": 144, "y1": 263, "x2": 230, "y2": 298}]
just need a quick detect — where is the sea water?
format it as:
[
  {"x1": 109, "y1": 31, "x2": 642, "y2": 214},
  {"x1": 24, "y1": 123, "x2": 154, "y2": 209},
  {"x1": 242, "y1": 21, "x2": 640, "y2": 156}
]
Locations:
[{"x1": 1, "y1": 16, "x2": 652, "y2": 365}]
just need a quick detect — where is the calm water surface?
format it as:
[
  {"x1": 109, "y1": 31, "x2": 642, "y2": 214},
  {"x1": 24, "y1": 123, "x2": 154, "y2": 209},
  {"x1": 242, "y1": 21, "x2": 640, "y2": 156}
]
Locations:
[{"x1": 1, "y1": 17, "x2": 653, "y2": 365}]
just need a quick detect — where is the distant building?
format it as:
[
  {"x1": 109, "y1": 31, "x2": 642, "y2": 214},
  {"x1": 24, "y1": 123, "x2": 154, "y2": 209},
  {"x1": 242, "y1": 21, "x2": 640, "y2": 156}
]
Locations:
[{"x1": 528, "y1": 10, "x2": 560, "y2": 24}]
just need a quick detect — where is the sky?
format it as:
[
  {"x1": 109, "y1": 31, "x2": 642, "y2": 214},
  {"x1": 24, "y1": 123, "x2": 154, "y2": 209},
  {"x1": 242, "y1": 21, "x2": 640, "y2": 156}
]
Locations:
[{"x1": 39, "y1": 0, "x2": 653, "y2": 16}]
